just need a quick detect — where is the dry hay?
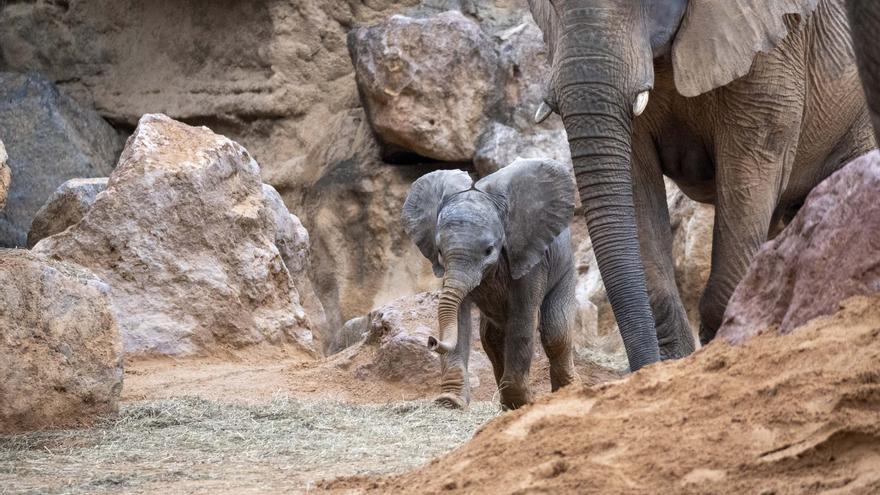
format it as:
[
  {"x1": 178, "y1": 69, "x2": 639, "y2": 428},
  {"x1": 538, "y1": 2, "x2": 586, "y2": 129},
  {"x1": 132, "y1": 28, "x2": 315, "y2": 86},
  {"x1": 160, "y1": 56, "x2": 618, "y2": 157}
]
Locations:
[{"x1": 0, "y1": 397, "x2": 499, "y2": 494}]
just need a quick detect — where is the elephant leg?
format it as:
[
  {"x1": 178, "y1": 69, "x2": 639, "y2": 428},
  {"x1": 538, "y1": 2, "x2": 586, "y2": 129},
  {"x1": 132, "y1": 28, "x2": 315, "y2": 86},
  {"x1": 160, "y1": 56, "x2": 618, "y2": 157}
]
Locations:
[
  {"x1": 436, "y1": 299, "x2": 473, "y2": 409},
  {"x1": 699, "y1": 135, "x2": 798, "y2": 344},
  {"x1": 539, "y1": 272, "x2": 577, "y2": 392},
  {"x1": 499, "y1": 276, "x2": 544, "y2": 409},
  {"x1": 479, "y1": 315, "x2": 505, "y2": 387},
  {"x1": 632, "y1": 140, "x2": 695, "y2": 360}
]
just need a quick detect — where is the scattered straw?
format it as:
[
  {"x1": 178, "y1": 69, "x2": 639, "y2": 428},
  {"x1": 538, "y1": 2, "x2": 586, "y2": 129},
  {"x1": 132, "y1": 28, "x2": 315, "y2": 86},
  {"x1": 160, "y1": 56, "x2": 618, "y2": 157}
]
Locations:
[{"x1": 0, "y1": 397, "x2": 499, "y2": 494}]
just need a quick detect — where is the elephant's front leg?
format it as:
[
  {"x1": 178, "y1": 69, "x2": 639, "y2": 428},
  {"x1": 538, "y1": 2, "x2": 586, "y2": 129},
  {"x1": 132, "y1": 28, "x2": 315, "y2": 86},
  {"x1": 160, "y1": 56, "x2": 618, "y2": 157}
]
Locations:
[
  {"x1": 499, "y1": 275, "x2": 544, "y2": 410},
  {"x1": 435, "y1": 299, "x2": 473, "y2": 409},
  {"x1": 632, "y1": 143, "x2": 696, "y2": 360},
  {"x1": 699, "y1": 110, "x2": 799, "y2": 343}
]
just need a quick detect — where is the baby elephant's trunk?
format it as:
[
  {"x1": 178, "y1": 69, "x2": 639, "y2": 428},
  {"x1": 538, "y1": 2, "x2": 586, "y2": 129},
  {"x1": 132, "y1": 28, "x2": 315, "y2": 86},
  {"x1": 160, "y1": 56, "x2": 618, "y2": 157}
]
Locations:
[{"x1": 427, "y1": 275, "x2": 471, "y2": 354}]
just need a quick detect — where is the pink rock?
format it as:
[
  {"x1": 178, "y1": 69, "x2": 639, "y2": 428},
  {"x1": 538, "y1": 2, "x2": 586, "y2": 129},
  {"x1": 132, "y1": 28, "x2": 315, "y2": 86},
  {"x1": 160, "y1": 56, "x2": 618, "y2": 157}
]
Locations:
[{"x1": 718, "y1": 151, "x2": 880, "y2": 344}]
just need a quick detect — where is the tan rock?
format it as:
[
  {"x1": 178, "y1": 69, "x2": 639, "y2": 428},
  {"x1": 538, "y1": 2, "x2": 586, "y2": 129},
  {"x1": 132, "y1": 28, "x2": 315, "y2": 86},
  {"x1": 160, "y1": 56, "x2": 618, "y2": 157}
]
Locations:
[
  {"x1": 719, "y1": 151, "x2": 880, "y2": 344},
  {"x1": 0, "y1": 140, "x2": 9, "y2": 211},
  {"x1": 0, "y1": 250, "x2": 123, "y2": 432},
  {"x1": 473, "y1": 121, "x2": 570, "y2": 177},
  {"x1": 33, "y1": 114, "x2": 315, "y2": 357},
  {"x1": 349, "y1": 11, "x2": 500, "y2": 161},
  {"x1": 27, "y1": 178, "x2": 108, "y2": 248},
  {"x1": 335, "y1": 291, "x2": 491, "y2": 395}
]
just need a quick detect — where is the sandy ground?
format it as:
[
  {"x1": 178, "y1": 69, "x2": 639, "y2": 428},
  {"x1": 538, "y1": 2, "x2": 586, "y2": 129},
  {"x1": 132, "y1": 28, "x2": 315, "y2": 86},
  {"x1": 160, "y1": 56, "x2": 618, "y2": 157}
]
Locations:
[
  {"x1": 5, "y1": 299, "x2": 877, "y2": 494},
  {"x1": 328, "y1": 296, "x2": 880, "y2": 494}
]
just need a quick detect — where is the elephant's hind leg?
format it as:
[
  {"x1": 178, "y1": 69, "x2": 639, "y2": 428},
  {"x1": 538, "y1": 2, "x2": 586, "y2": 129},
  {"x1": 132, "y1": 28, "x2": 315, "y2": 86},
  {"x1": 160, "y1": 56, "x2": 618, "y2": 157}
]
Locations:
[
  {"x1": 539, "y1": 274, "x2": 578, "y2": 392},
  {"x1": 479, "y1": 316, "x2": 505, "y2": 387}
]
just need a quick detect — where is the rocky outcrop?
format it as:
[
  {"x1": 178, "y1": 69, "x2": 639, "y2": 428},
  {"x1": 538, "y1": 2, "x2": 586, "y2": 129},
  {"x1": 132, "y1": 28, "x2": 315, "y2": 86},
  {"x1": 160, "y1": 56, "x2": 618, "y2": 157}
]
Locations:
[
  {"x1": 27, "y1": 178, "x2": 109, "y2": 248},
  {"x1": 719, "y1": 151, "x2": 880, "y2": 344},
  {"x1": 277, "y1": 109, "x2": 437, "y2": 347},
  {"x1": 0, "y1": 72, "x2": 123, "y2": 247},
  {"x1": 33, "y1": 114, "x2": 316, "y2": 357},
  {"x1": 0, "y1": 140, "x2": 9, "y2": 211},
  {"x1": 349, "y1": 11, "x2": 500, "y2": 162},
  {"x1": 0, "y1": 250, "x2": 123, "y2": 432}
]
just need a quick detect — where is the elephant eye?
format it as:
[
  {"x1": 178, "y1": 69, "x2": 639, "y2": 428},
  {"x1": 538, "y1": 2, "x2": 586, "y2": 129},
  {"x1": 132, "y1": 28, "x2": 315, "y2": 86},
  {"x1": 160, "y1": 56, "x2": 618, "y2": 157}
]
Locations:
[{"x1": 485, "y1": 246, "x2": 493, "y2": 256}]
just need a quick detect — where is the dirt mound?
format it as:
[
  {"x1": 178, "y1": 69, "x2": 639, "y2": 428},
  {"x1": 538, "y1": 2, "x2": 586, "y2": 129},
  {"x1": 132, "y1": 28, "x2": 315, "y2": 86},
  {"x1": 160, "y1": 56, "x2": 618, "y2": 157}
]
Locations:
[{"x1": 328, "y1": 296, "x2": 880, "y2": 494}]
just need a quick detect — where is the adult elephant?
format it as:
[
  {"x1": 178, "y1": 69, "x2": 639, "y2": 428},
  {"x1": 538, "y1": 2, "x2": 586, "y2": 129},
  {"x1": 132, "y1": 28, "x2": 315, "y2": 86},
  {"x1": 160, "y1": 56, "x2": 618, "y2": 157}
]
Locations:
[
  {"x1": 847, "y1": 0, "x2": 880, "y2": 143},
  {"x1": 528, "y1": 0, "x2": 875, "y2": 371}
]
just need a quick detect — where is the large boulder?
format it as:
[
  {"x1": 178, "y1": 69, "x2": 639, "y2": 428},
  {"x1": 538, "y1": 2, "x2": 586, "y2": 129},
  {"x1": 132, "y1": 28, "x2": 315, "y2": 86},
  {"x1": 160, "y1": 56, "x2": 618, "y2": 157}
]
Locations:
[
  {"x1": 349, "y1": 11, "x2": 500, "y2": 162},
  {"x1": 0, "y1": 72, "x2": 123, "y2": 247},
  {"x1": 27, "y1": 178, "x2": 109, "y2": 248},
  {"x1": 33, "y1": 114, "x2": 316, "y2": 357},
  {"x1": 0, "y1": 140, "x2": 9, "y2": 211},
  {"x1": 719, "y1": 151, "x2": 880, "y2": 344},
  {"x1": 0, "y1": 250, "x2": 123, "y2": 432},
  {"x1": 26, "y1": 178, "x2": 330, "y2": 352}
]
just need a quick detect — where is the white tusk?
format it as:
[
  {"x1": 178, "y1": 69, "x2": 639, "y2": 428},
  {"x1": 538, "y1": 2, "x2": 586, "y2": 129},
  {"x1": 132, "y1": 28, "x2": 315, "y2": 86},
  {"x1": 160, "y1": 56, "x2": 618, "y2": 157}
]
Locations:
[
  {"x1": 633, "y1": 91, "x2": 649, "y2": 117},
  {"x1": 534, "y1": 101, "x2": 553, "y2": 124}
]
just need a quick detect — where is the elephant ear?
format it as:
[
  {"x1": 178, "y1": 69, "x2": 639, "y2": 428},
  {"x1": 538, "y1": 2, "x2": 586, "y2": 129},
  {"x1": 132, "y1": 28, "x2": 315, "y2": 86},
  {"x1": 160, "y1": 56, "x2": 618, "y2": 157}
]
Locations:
[
  {"x1": 672, "y1": 0, "x2": 819, "y2": 97},
  {"x1": 476, "y1": 158, "x2": 575, "y2": 279},
  {"x1": 527, "y1": 0, "x2": 560, "y2": 64},
  {"x1": 401, "y1": 170, "x2": 473, "y2": 277}
]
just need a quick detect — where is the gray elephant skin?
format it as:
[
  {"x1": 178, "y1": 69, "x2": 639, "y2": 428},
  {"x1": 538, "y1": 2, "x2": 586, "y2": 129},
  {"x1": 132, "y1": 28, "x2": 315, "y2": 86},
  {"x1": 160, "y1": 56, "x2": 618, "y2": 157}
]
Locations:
[
  {"x1": 527, "y1": 0, "x2": 876, "y2": 371},
  {"x1": 402, "y1": 158, "x2": 577, "y2": 410}
]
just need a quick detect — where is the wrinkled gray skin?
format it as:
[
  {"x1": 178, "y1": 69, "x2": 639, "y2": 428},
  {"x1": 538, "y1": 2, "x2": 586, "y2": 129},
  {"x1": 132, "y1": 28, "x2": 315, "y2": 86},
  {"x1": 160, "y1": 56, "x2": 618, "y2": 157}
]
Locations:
[
  {"x1": 402, "y1": 159, "x2": 577, "y2": 409},
  {"x1": 529, "y1": 0, "x2": 875, "y2": 371},
  {"x1": 847, "y1": 0, "x2": 880, "y2": 143}
]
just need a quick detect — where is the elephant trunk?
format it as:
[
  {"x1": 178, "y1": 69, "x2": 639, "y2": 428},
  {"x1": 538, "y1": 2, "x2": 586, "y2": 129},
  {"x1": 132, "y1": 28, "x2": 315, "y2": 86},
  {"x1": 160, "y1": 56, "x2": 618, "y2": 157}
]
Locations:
[
  {"x1": 556, "y1": 56, "x2": 661, "y2": 370},
  {"x1": 428, "y1": 263, "x2": 478, "y2": 355}
]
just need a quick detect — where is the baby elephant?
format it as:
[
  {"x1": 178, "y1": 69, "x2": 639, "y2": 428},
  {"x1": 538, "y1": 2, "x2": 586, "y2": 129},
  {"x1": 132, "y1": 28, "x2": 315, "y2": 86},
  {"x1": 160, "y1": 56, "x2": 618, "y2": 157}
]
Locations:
[{"x1": 402, "y1": 158, "x2": 578, "y2": 410}]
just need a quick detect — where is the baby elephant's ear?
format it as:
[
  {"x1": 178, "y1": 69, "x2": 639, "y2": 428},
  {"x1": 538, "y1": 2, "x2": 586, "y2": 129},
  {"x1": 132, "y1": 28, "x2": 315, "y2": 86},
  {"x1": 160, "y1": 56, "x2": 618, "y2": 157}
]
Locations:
[
  {"x1": 476, "y1": 158, "x2": 575, "y2": 279},
  {"x1": 401, "y1": 170, "x2": 473, "y2": 277}
]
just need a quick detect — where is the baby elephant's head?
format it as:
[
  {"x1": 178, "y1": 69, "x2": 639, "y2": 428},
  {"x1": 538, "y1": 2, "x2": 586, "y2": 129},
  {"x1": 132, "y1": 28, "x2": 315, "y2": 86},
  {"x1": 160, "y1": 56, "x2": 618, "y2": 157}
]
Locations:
[{"x1": 401, "y1": 158, "x2": 575, "y2": 355}]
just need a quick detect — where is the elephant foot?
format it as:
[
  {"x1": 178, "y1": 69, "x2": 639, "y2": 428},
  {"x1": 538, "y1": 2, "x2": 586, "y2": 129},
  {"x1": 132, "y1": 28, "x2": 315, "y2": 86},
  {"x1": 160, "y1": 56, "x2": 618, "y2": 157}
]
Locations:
[
  {"x1": 499, "y1": 381, "x2": 533, "y2": 410},
  {"x1": 699, "y1": 322, "x2": 717, "y2": 347},
  {"x1": 434, "y1": 393, "x2": 467, "y2": 409}
]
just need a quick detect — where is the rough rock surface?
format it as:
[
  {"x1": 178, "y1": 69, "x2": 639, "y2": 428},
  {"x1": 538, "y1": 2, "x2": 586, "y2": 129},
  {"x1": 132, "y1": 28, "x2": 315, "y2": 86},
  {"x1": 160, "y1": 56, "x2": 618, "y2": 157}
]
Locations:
[
  {"x1": 350, "y1": 11, "x2": 500, "y2": 162},
  {"x1": 277, "y1": 109, "x2": 437, "y2": 341},
  {"x1": 473, "y1": 121, "x2": 570, "y2": 177},
  {"x1": 33, "y1": 114, "x2": 315, "y2": 357},
  {"x1": 719, "y1": 151, "x2": 880, "y2": 344},
  {"x1": 343, "y1": 295, "x2": 880, "y2": 494},
  {"x1": 327, "y1": 292, "x2": 492, "y2": 397},
  {"x1": 0, "y1": 1, "x2": 530, "y2": 168},
  {"x1": 27, "y1": 178, "x2": 109, "y2": 248},
  {"x1": 0, "y1": 72, "x2": 122, "y2": 247},
  {"x1": 261, "y1": 183, "x2": 329, "y2": 351},
  {"x1": 0, "y1": 140, "x2": 9, "y2": 211},
  {"x1": 0, "y1": 250, "x2": 123, "y2": 433}
]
